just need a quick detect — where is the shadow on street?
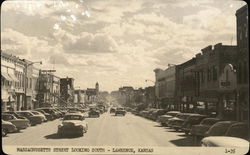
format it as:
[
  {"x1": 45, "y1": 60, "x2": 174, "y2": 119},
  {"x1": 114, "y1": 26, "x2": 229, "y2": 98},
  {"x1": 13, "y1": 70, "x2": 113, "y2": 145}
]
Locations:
[
  {"x1": 44, "y1": 133, "x2": 82, "y2": 139},
  {"x1": 170, "y1": 137, "x2": 198, "y2": 146}
]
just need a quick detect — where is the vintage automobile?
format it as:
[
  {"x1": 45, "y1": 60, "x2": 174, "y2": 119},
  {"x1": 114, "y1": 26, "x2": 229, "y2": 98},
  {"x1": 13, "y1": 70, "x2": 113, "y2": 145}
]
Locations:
[
  {"x1": 167, "y1": 113, "x2": 195, "y2": 131},
  {"x1": 2, "y1": 114, "x2": 30, "y2": 130},
  {"x1": 157, "y1": 111, "x2": 180, "y2": 126},
  {"x1": 2, "y1": 120, "x2": 17, "y2": 136},
  {"x1": 115, "y1": 107, "x2": 126, "y2": 116},
  {"x1": 57, "y1": 113, "x2": 88, "y2": 136},
  {"x1": 190, "y1": 118, "x2": 221, "y2": 138},
  {"x1": 224, "y1": 122, "x2": 249, "y2": 140},
  {"x1": 33, "y1": 110, "x2": 54, "y2": 121},
  {"x1": 181, "y1": 114, "x2": 208, "y2": 135},
  {"x1": 51, "y1": 108, "x2": 64, "y2": 117},
  {"x1": 88, "y1": 108, "x2": 100, "y2": 117},
  {"x1": 205, "y1": 121, "x2": 238, "y2": 137},
  {"x1": 150, "y1": 109, "x2": 168, "y2": 121},
  {"x1": 16, "y1": 111, "x2": 43, "y2": 126},
  {"x1": 31, "y1": 111, "x2": 47, "y2": 122},
  {"x1": 35, "y1": 108, "x2": 61, "y2": 119},
  {"x1": 3, "y1": 111, "x2": 27, "y2": 119},
  {"x1": 201, "y1": 136, "x2": 249, "y2": 147},
  {"x1": 110, "y1": 107, "x2": 116, "y2": 113}
]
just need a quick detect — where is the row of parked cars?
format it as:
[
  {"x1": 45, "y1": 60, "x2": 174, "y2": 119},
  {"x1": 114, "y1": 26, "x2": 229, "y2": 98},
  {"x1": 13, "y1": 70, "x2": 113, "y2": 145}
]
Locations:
[
  {"x1": 131, "y1": 108, "x2": 249, "y2": 147},
  {"x1": 1, "y1": 107, "x2": 74, "y2": 137}
]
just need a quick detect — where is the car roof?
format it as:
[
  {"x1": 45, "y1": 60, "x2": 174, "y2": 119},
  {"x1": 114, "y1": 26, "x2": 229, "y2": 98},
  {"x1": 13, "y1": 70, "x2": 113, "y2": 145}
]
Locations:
[
  {"x1": 202, "y1": 136, "x2": 249, "y2": 147},
  {"x1": 64, "y1": 113, "x2": 84, "y2": 116}
]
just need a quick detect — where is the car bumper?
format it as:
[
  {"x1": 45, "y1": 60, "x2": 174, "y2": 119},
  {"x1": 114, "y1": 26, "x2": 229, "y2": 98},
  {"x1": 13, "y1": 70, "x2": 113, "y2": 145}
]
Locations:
[{"x1": 58, "y1": 126, "x2": 83, "y2": 135}]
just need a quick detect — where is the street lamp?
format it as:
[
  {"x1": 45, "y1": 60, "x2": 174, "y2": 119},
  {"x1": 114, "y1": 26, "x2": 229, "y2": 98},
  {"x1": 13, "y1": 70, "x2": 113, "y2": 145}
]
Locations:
[{"x1": 23, "y1": 60, "x2": 42, "y2": 110}]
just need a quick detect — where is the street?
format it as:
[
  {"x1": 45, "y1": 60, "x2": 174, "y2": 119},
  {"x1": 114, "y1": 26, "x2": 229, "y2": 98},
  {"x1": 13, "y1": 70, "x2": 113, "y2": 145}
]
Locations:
[{"x1": 2, "y1": 112, "x2": 195, "y2": 147}]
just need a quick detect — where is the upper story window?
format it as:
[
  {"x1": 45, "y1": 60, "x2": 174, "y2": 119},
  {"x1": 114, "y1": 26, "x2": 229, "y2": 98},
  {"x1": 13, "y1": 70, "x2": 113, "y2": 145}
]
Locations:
[{"x1": 213, "y1": 66, "x2": 217, "y2": 81}]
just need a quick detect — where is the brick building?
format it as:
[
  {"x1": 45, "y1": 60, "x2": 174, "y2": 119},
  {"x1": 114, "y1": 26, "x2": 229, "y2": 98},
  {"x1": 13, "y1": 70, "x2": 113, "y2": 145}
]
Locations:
[
  {"x1": 176, "y1": 58, "x2": 196, "y2": 112},
  {"x1": 194, "y1": 43, "x2": 237, "y2": 118},
  {"x1": 235, "y1": 5, "x2": 248, "y2": 121}
]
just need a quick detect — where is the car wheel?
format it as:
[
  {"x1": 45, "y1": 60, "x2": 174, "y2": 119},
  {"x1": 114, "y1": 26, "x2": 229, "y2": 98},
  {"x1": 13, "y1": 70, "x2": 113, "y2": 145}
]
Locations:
[
  {"x1": 184, "y1": 131, "x2": 189, "y2": 135},
  {"x1": 2, "y1": 129, "x2": 7, "y2": 137}
]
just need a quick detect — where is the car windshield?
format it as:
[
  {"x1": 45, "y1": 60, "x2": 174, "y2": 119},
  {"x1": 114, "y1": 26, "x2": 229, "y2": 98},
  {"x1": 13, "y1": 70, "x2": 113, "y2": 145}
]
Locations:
[
  {"x1": 31, "y1": 111, "x2": 40, "y2": 115},
  {"x1": 63, "y1": 115, "x2": 83, "y2": 120},
  {"x1": 2, "y1": 115, "x2": 14, "y2": 120},
  {"x1": 167, "y1": 112, "x2": 179, "y2": 117},
  {"x1": 188, "y1": 115, "x2": 203, "y2": 121},
  {"x1": 176, "y1": 114, "x2": 190, "y2": 120},
  {"x1": 38, "y1": 110, "x2": 45, "y2": 114},
  {"x1": 208, "y1": 122, "x2": 235, "y2": 136}
]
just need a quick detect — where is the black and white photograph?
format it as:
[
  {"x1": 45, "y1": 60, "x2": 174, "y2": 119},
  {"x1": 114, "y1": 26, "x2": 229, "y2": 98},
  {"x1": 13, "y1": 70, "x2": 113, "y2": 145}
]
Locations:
[{"x1": 1, "y1": 0, "x2": 249, "y2": 154}]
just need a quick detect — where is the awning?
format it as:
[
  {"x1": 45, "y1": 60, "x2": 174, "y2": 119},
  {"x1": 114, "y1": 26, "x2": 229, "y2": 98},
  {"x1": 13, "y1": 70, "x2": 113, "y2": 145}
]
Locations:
[
  {"x1": 1, "y1": 67, "x2": 13, "y2": 81},
  {"x1": 1, "y1": 89, "x2": 9, "y2": 102},
  {"x1": 8, "y1": 68, "x2": 19, "y2": 82}
]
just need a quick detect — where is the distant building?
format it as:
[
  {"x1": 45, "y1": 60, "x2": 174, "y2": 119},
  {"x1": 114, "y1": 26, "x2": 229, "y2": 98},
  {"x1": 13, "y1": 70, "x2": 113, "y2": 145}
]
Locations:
[
  {"x1": 37, "y1": 71, "x2": 61, "y2": 108},
  {"x1": 85, "y1": 82, "x2": 99, "y2": 104},
  {"x1": 60, "y1": 77, "x2": 74, "y2": 107}
]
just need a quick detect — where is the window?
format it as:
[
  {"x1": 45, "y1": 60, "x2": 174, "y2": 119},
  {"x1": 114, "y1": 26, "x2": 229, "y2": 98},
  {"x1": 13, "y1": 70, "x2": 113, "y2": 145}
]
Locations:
[
  {"x1": 238, "y1": 63, "x2": 242, "y2": 84},
  {"x1": 243, "y1": 61, "x2": 247, "y2": 83},
  {"x1": 226, "y1": 70, "x2": 229, "y2": 82},
  {"x1": 207, "y1": 68, "x2": 211, "y2": 82},
  {"x1": 30, "y1": 78, "x2": 32, "y2": 89},
  {"x1": 201, "y1": 70, "x2": 204, "y2": 83},
  {"x1": 213, "y1": 66, "x2": 217, "y2": 81}
]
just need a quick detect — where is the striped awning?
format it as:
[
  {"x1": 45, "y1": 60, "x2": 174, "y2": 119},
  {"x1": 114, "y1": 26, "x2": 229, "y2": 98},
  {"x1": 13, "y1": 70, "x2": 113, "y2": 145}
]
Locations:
[
  {"x1": 1, "y1": 67, "x2": 13, "y2": 81},
  {"x1": 1, "y1": 89, "x2": 9, "y2": 102}
]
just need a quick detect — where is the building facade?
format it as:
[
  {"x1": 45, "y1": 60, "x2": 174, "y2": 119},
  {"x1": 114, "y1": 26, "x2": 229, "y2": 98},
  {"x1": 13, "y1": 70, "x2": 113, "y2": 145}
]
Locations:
[
  {"x1": 235, "y1": 5, "x2": 249, "y2": 121},
  {"x1": 176, "y1": 58, "x2": 196, "y2": 112},
  {"x1": 60, "y1": 77, "x2": 74, "y2": 107},
  {"x1": 194, "y1": 43, "x2": 237, "y2": 118},
  {"x1": 154, "y1": 65, "x2": 177, "y2": 109},
  {"x1": 37, "y1": 71, "x2": 61, "y2": 108},
  {"x1": 1, "y1": 52, "x2": 25, "y2": 111}
]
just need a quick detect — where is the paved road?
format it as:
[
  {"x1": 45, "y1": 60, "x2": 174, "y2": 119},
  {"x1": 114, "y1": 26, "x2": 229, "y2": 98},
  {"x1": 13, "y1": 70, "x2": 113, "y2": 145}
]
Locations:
[{"x1": 2, "y1": 112, "x2": 195, "y2": 146}]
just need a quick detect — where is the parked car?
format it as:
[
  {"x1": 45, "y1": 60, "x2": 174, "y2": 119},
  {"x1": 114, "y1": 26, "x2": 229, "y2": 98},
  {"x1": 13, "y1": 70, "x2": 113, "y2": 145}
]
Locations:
[
  {"x1": 2, "y1": 120, "x2": 17, "y2": 136},
  {"x1": 31, "y1": 111, "x2": 47, "y2": 122},
  {"x1": 57, "y1": 113, "x2": 88, "y2": 136},
  {"x1": 146, "y1": 109, "x2": 157, "y2": 119},
  {"x1": 167, "y1": 113, "x2": 195, "y2": 131},
  {"x1": 190, "y1": 118, "x2": 221, "y2": 138},
  {"x1": 15, "y1": 111, "x2": 43, "y2": 126},
  {"x1": 205, "y1": 121, "x2": 238, "y2": 137},
  {"x1": 201, "y1": 136, "x2": 249, "y2": 147},
  {"x1": 110, "y1": 107, "x2": 116, "y2": 113},
  {"x1": 157, "y1": 111, "x2": 181, "y2": 126},
  {"x1": 33, "y1": 110, "x2": 54, "y2": 121},
  {"x1": 2, "y1": 114, "x2": 30, "y2": 130},
  {"x1": 224, "y1": 122, "x2": 249, "y2": 140},
  {"x1": 35, "y1": 108, "x2": 60, "y2": 119},
  {"x1": 3, "y1": 111, "x2": 27, "y2": 119},
  {"x1": 115, "y1": 107, "x2": 126, "y2": 116},
  {"x1": 182, "y1": 114, "x2": 208, "y2": 135},
  {"x1": 88, "y1": 108, "x2": 100, "y2": 117},
  {"x1": 51, "y1": 108, "x2": 64, "y2": 117},
  {"x1": 150, "y1": 109, "x2": 168, "y2": 121}
]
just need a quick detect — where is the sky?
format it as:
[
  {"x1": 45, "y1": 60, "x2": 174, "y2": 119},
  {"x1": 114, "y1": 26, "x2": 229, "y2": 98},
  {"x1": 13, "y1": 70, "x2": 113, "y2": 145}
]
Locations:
[{"x1": 1, "y1": 0, "x2": 246, "y2": 92}]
